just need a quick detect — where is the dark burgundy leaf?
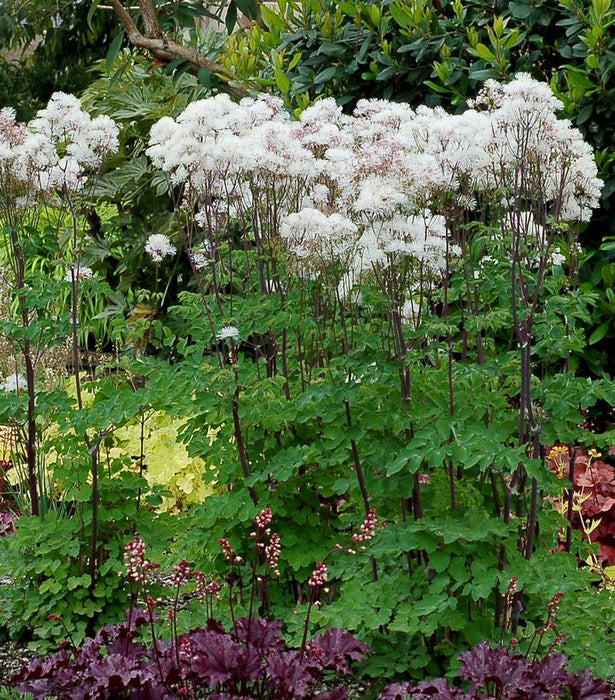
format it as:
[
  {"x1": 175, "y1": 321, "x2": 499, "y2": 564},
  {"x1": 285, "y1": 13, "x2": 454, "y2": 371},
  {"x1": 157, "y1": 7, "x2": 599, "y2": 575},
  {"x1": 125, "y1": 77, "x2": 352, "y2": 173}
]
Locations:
[
  {"x1": 266, "y1": 650, "x2": 313, "y2": 697},
  {"x1": 84, "y1": 654, "x2": 145, "y2": 692},
  {"x1": 234, "y1": 617, "x2": 285, "y2": 652},
  {"x1": 191, "y1": 631, "x2": 263, "y2": 685},
  {"x1": 413, "y1": 677, "x2": 472, "y2": 698},
  {"x1": 523, "y1": 653, "x2": 569, "y2": 696},
  {"x1": 207, "y1": 618, "x2": 227, "y2": 634},
  {"x1": 131, "y1": 681, "x2": 179, "y2": 700},
  {"x1": 568, "y1": 668, "x2": 612, "y2": 700},
  {"x1": 309, "y1": 628, "x2": 369, "y2": 673},
  {"x1": 16, "y1": 679, "x2": 61, "y2": 698},
  {"x1": 378, "y1": 682, "x2": 415, "y2": 699},
  {"x1": 460, "y1": 641, "x2": 529, "y2": 693},
  {"x1": 126, "y1": 607, "x2": 152, "y2": 629}
]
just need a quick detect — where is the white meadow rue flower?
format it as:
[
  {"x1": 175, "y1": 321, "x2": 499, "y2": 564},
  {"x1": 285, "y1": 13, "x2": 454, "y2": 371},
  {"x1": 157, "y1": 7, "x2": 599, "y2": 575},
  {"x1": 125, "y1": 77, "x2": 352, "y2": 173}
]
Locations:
[
  {"x1": 280, "y1": 208, "x2": 357, "y2": 274},
  {"x1": 190, "y1": 249, "x2": 209, "y2": 271},
  {"x1": 354, "y1": 176, "x2": 407, "y2": 215},
  {"x1": 550, "y1": 250, "x2": 566, "y2": 266},
  {"x1": 65, "y1": 266, "x2": 93, "y2": 282},
  {"x1": 145, "y1": 234, "x2": 176, "y2": 262},
  {"x1": 216, "y1": 325, "x2": 240, "y2": 342},
  {"x1": 1, "y1": 372, "x2": 26, "y2": 392},
  {"x1": 19, "y1": 92, "x2": 119, "y2": 193}
]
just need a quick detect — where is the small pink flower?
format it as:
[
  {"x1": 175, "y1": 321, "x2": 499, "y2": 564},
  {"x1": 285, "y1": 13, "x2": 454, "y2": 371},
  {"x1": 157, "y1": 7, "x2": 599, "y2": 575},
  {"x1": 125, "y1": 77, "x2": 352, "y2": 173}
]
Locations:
[
  {"x1": 195, "y1": 571, "x2": 222, "y2": 600},
  {"x1": 265, "y1": 533, "x2": 281, "y2": 576},
  {"x1": 308, "y1": 562, "x2": 328, "y2": 588},
  {"x1": 352, "y1": 508, "x2": 378, "y2": 543},
  {"x1": 120, "y1": 534, "x2": 160, "y2": 586},
  {"x1": 172, "y1": 559, "x2": 191, "y2": 586},
  {"x1": 219, "y1": 538, "x2": 242, "y2": 565},
  {"x1": 256, "y1": 507, "x2": 273, "y2": 530}
]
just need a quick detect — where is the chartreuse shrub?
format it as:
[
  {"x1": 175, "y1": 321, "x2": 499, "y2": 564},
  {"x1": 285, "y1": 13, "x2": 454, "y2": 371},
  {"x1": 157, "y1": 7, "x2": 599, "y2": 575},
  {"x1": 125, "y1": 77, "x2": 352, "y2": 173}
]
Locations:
[{"x1": 111, "y1": 412, "x2": 216, "y2": 512}]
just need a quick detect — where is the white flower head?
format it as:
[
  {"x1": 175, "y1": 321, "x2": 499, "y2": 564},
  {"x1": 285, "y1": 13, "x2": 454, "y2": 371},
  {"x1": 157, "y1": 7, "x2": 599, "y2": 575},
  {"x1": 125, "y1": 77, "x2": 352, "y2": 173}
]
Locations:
[
  {"x1": 16, "y1": 92, "x2": 119, "y2": 193},
  {"x1": 550, "y1": 249, "x2": 566, "y2": 266},
  {"x1": 145, "y1": 234, "x2": 176, "y2": 263},
  {"x1": 190, "y1": 250, "x2": 208, "y2": 271},
  {"x1": 2, "y1": 372, "x2": 26, "y2": 392},
  {"x1": 217, "y1": 325, "x2": 240, "y2": 342},
  {"x1": 65, "y1": 266, "x2": 94, "y2": 282},
  {"x1": 0, "y1": 107, "x2": 16, "y2": 122}
]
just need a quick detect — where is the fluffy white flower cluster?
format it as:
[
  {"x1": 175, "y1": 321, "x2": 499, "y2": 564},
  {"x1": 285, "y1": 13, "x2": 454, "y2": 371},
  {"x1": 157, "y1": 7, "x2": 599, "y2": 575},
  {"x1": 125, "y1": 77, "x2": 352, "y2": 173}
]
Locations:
[
  {"x1": 146, "y1": 76, "x2": 602, "y2": 297},
  {"x1": 0, "y1": 108, "x2": 27, "y2": 171},
  {"x1": 0, "y1": 92, "x2": 118, "y2": 194},
  {"x1": 147, "y1": 93, "x2": 320, "y2": 196},
  {"x1": 469, "y1": 75, "x2": 602, "y2": 222},
  {"x1": 280, "y1": 208, "x2": 357, "y2": 276},
  {"x1": 145, "y1": 234, "x2": 176, "y2": 263}
]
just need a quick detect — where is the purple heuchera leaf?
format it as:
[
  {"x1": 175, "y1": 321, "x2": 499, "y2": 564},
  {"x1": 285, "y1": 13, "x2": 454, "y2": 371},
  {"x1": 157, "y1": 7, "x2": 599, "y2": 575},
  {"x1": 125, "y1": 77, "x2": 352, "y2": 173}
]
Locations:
[
  {"x1": 527, "y1": 653, "x2": 570, "y2": 696},
  {"x1": 13, "y1": 647, "x2": 78, "y2": 695},
  {"x1": 149, "y1": 639, "x2": 183, "y2": 685},
  {"x1": 190, "y1": 630, "x2": 263, "y2": 686},
  {"x1": 130, "y1": 682, "x2": 177, "y2": 700},
  {"x1": 378, "y1": 681, "x2": 415, "y2": 699},
  {"x1": 459, "y1": 641, "x2": 530, "y2": 694},
  {"x1": 125, "y1": 607, "x2": 154, "y2": 630},
  {"x1": 567, "y1": 668, "x2": 612, "y2": 700},
  {"x1": 96, "y1": 621, "x2": 148, "y2": 660},
  {"x1": 234, "y1": 617, "x2": 285, "y2": 653},
  {"x1": 83, "y1": 654, "x2": 146, "y2": 693},
  {"x1": 412, "y1": 677, "x2": 474, "y2": 699},
  {"x1": 266, "y1": 650, "x2": 313, "y2": 697},
  {"x1": 309, "y1": 628, "x2": 369, "y2": 673}
]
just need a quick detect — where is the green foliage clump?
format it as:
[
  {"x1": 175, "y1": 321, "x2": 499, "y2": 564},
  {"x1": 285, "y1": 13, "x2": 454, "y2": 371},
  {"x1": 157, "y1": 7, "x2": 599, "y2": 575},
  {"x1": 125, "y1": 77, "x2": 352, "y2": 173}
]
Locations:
[{"x1": 0, "y1": 1, "x2": 119, "y2": 120}]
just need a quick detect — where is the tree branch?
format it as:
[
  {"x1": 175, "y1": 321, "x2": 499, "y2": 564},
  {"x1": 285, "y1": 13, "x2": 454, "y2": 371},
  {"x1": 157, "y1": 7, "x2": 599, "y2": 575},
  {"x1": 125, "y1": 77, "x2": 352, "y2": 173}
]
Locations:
[
  {"x1": 109, "y1": 0, "x2": 250, "y2": 100},
  {"x1": 138, "y1": 0, "x2": 163, "y2": 39}
]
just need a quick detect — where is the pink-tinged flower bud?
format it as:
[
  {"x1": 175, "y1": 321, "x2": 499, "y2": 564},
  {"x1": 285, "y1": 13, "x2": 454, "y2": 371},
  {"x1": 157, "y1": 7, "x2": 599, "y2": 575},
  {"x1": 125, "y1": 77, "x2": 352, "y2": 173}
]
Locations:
[
  {"x1": 352, "y1": 508, "x2": 378, "y2": 543},
  {"x1": 256, "y1": 506, "x2": 273, "y2": 530},
  {"x1": 219, "y1": 538, "x2": 239, "y2": 564},
  {"x1": 308, "y1": 562, "x2": 328, "y2": 588},
  {"x1": 172, "y1": 559, "x2": 191, "y2": 586},
  {"x1": 265, "y1": 533, "x2": 281, "y2": 573},
  {"x1": 120, "y1": 534, "x2": 159, "y2": 587}
]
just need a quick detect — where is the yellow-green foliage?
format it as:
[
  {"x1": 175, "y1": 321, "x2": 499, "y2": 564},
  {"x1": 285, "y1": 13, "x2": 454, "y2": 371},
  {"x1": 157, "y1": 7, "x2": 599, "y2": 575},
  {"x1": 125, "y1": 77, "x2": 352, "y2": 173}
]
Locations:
[
  {"x1": 5, "y1": 391, "x2": 216, "y2": 513},
  {"x1": 110, "y1": 411, "x2": 217, "y2": 512}
]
